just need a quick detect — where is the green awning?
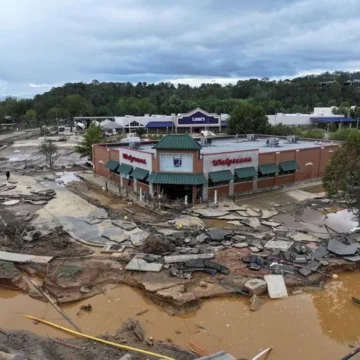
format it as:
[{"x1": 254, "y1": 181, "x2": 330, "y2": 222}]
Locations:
[
  {"x1": 280, "y1": 160, "x2": 300, "y2": 172},
  {"x1": 116, "y1": 163, "x2": 133, "y2": 176},
  {"x1": 208, "y1": 170, "x2": 233, "y2": 183},
  {"x1": 105, "y1": 160, "x2": 119, "y2": 171},
  {"x1": 147, "y1": 173, "x2": 207, "y2": 185},
  {"x1": 258, "y1": 163, "x2": 279, "y2": 175},
  {"x1": 235, "y1": 166, "x2": 257, "y2": 179},
  {"x1": 132, "y1": 167, "x2": 149, "y2": 180}
]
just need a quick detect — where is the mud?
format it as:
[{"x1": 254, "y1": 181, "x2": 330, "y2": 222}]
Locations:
[{"x1": 3, "y1": 273, "x2": 360, "y2": 359}]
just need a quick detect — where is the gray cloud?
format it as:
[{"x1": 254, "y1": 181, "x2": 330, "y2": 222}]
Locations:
[{"x1": 1, "y1": 0, "x2": 360, "y2": 97}]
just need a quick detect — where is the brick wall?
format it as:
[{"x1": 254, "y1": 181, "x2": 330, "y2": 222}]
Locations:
[
  {"x1": 93, "y1": 145, "x2": 111, "y2": 178},
  {"x1": 208, "y1": 185, "x2": 230, "y2": 198},
  {"x1": 137, "y1": 182, "x2": 149, "y2": 194},
  {"x1": 234, "y1": 181, "x2": 253, "y2": 193},
  {"x1": 275, "y1": 174, "x2": 294, "y2": 186},
  {"x1": 257, "y1": 177, "x2": 275, "y2": 188}
]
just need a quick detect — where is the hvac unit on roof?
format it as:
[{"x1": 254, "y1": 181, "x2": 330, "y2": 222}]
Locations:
[
  {"x1": 266, "y1": 137, "x2": 280, "y2": 147},
  {"x1": 247, "y1": 134, "x2": 258, "y2": 141},
  {"x1": 286, "y1": 135, "x2": 299, "y2": 143}
]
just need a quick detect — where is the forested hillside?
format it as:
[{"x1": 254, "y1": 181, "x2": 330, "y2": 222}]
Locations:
[{"x1": 1, "y1": 71, "x2": 360, "y2": 124}]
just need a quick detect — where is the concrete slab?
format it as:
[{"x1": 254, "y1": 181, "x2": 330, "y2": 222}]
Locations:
[
  {"x1": 2, "y1": 200, "x2": 20, "y2": 206},
  {"x1": 112, "y1": 220, "x2": 137, "y2": 231},
  {"x1": 125, "y1": 257, "x2": 162, "y2": 272},
  {"x1": 0, "y1": 251, "x2": 52, "y2": 264},
  {"x1": 130, "y1": 230, "x2": 150, "y2": 246},
  {"x1": 102, "y1": 228, "x2": 130, "y2": 243},
  {"x1": 164, "y1": 254, "x2": 214, "y2": 264},
  {"x1": 245, "y1": 208, "x2": 261, "y2": 217},
  {"x1": 261, "y1": 220, "x2": 281, "y2": 227},
  {"x1": 327, "y1": 239, "x2": 357, "y2": 256},
  {"x1": 240, "y1": 217, "x2": 261, "y2": 229},
  {"x1": 264, "y1": 275, "x2": 288, "y2": 299},
  {"x1": 85, "y1": 218, "x2": 104, "y2": 225},
  {"x1": 192, "y1": 209, "x2": 229, "y2": 218},
  {"x1": 261, "y1": 210, "x2": 279, "y2": 219},
  {"x1": 219, "y1": 214, "x2": 246, "y2": 220},
  {"x1": 264, "y1": 240, "x2": 294, "y2": 251}
]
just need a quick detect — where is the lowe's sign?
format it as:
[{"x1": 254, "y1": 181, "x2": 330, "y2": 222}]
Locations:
[{"x1": 178, "y1": 111, "x2": 219, "y2": 126}]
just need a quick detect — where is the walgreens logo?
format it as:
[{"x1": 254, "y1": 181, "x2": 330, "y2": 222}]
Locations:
[
  {"x1": 122, "y1": 153, "x2": 147, "y2": 164},
  {"x1": 212, "y1": 157, "x2": 252, "y2": 166}
]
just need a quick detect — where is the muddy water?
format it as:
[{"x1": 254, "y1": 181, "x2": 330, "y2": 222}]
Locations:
[{"x1": 3, "y1": 274, "x2": 360, "y2": 359}]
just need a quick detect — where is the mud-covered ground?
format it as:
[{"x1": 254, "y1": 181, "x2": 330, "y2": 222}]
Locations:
[{"x1": 0, "y1": 319, "x2": 194, "y2": 360}]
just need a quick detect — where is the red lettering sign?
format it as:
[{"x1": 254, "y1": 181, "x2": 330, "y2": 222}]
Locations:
[
  {"x1": 122, "y1": 153, "x2": 147, "y2": 164},
  {"x1": 212, "y1": 157, "x2": 252, "y2": 166}
]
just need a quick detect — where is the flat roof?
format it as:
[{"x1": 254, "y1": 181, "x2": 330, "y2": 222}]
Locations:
[{"x1": 115, "y1": 137, "x2": 338, "y2": 155}]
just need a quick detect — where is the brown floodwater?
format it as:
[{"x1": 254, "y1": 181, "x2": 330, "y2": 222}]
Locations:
[{"x1": 3, "y1": 273, "x2": 360, "y2": 359}]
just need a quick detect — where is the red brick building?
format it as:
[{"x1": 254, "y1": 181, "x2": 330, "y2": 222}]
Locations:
[{"x1": 92, "y1": 135, "x2": 339, "y2": 203}]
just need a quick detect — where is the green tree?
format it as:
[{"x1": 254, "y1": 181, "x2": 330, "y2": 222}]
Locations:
[
  {"x1": 66, "y1": 95, "x2": 94, "y2": 117},
  {"x1": 75, "y1": 122, "x2": 103, "y2": 159},
  {"x1": 329, "y1": 128, "x2": 359, "y2": 141},
  {"x1": 323, "y1": 131, "x2": 360, "y2": 224},
  {"x1": 136, "y1": 128, "x2": 147, "y2": 138},
  {"x1": 24, "y1": 109, "x2": 37, "y2": 125},
  {"x1": 227, "y1": 101, "x2": 269, "y2": 134}
]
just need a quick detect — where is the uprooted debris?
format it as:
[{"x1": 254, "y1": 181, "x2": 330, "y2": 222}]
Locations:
[
  {"x1": 142, "y1": 235, "x2": 175, "y2": 255},
  {"x1": 116, "y1": 319, "x2": 145, "y2": 342}
]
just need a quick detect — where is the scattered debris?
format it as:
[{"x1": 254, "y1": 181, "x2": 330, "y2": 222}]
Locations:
[
  {"x1": 80, "y1": 304, "x2": 92, "y2": 312},
  {"x1": 126, "y1": 256, "x2": 163, "y2": 272},
  {"x1": 264, "y1": 275, "x2": 288, "y2": 299},
  {"x1": 244, "y1": 279, "x2": 267, "y2": 296},
  {"x1": 164, "y1": 254, "x2": 215, "y2": 264},
  {"x1": 250, "y1": 294, "x2": 265, "y2": 311},
  {"x1": 327, "y1": 239, "x2": 357, "y2": 256}
]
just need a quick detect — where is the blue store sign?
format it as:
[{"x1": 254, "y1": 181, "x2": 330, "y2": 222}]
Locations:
[{"x1": 178, "y1": 111, "x2": 219, "y2": 125}]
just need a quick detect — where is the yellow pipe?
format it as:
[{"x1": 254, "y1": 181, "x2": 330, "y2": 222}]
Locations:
[{"x1": 23, "y1": 315, "x2": 175, "y2": 360}]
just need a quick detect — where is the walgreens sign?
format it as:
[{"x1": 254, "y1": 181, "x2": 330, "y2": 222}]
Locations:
[
  {"x1": 212, "y1": 157, "x2": 252, "y2": 166},
  {"x1": 122, "y1": 153, "x2": 147, "y2": 164}
]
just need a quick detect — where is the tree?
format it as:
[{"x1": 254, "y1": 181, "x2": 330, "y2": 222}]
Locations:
[
  {"x1": 136, "y1": 128, "x2": 147, "y2": 138},
  {"x1": 323, "y1": 131, "x2": 360, "y2": 224},
  {"x1": 75, "y1": 122, "x2": 103, "y2": 159},
  {"x1": 66, "y1": 95, "x2": 94, "y2": 117},
  {"x1": 24, "y1": 109, "x2": 37, "y2": 124},
  {"x1": 39, "y1": 139, "x2": 61, "y2": 168},
  {"x1": 227, "y1": 101, "x2": 269, "y2": 134}
]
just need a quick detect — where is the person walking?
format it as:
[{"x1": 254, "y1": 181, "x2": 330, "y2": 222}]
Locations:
[{"x1": 5, "y1": 170, "x2": 10, "y2": 181}]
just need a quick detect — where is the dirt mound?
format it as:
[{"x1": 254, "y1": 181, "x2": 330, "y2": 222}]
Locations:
[{"x1": 142, "y1": 235, "x2": 175, "y2": 255}]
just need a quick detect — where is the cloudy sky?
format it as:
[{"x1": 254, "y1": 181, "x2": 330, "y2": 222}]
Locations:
[{"x1": 1, "y1": 0, "x2": 360, "y2": 98}]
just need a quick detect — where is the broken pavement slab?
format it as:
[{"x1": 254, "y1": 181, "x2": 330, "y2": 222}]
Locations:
[
  {"x1": 207, "y1": 228, "x2": 233, "y2": 241},
  {"x1": 264, "y1": 240, "x2": 294, "y2": 251},
  {"x1": 112, "y1": 220, "x2": 138, "y2": 231},
  {"x1": 164, "y1": 254, "x2": 214, "y2": 264},
  {"x1": 261, "y1": 209, "x2": 279, "y2": 219},
  {"x1": 239, "y1": 217, "x2": 261, "y2": 229},
  {"x1": 125, "y1": 256, "x2": 163, "y2": 272},
  {"x1": 101, "y1": 228, "x2": 130, "y2": 243},
  {"x1": 264, "y1": 275, "x2": 288, "y2": 299},
  {"x1": 261, "y1": 220, "x2": 281, "y2": 228},
  {"x1": 327, "y1": 239, "x2": 357, "y2": 256},
  {"x1": 192, "y1": 209, "x2": 230, "y2": 218},
  {"x1": 0, "y1": 250, "x2": 53, "y2": 264},
  {"x1": 2, "y1": 199, "x2": 21, "y2": 206},
  {"x1": 245, "y1": 208, "x2": 262, "y2": 217}
]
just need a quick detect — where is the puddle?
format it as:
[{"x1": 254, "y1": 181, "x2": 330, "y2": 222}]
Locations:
[
  {"x1": 55, "y1": 172, "x2": 81, "y2": 186},
  {"x1": 2, "y1": 278, "x2": 360, "y2": 359},
  {"x1": 324, "y1": 209, "x2": 358, "y2": 233}
]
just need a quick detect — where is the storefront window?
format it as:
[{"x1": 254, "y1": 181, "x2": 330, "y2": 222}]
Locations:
[
  {"x1": 258, "y1": 172, "x2": 275, "y2": 179},
  {"x1": 234, "y1": 176, "x2": 253, "y2": 183},
  {"x1": 173, "y1": 155, "x2": 182, "y2": 167},
  {"x1": 279, "y1": 170, "x2": 295, "y2": 176},
  {"x1": 208, "y1": 179, "x2": 230, "y2": 187}
]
